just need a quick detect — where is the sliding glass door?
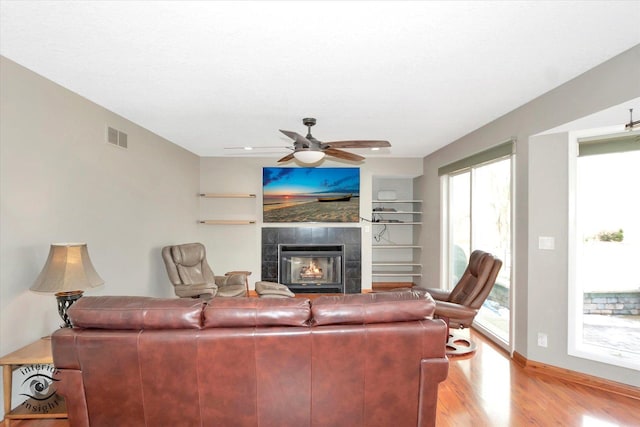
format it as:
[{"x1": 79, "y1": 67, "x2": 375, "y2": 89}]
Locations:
[{"x1": 445, "y1": 156, "x2": 512, "y2": 346}]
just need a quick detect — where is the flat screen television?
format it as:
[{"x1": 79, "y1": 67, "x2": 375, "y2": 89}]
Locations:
[{"x1": 263, "y1": 167, "x2": 360, "y2": 223}]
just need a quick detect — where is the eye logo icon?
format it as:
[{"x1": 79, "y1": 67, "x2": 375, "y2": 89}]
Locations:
[
  {"x1": 21, "y1": 372, "x2": 58, "y2": 400},
  {"x1": 17, "y1": 364, "x2": 63, "y2": 413}
]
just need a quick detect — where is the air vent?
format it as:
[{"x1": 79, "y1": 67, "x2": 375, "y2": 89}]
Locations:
[{"x1": 106, "y1": 126, "x2": 128, "y2": 149}]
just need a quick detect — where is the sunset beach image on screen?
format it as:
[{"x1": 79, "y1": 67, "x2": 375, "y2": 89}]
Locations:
[{"x1": 262, "y1": 167, "x2": 360, "y2": 223}]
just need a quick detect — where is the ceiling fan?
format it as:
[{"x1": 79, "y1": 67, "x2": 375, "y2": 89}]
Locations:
[{"x1": 277, "y1": 118, "x2": 391, "y2": 163}]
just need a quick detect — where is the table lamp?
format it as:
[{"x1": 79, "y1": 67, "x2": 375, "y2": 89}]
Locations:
[{"x1": 30, "y1": 243, "x2": 104, "y2": 328}]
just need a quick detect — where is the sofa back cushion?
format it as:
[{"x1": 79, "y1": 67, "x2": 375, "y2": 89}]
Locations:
[
  {"x1": 203, "y1": 297, "x2": 311, "y2": 328},
  {"x1": 68, "y1": 292, "x2": 433, "y2": 330},
  {"x1": 68, "y1": 296, "x2": 203, "y2": 329},
  {"x1": 311, "y1": 290, "x2": 435, "y2": 326}
]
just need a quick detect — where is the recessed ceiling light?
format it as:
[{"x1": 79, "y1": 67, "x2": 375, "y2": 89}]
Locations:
[
  {"x1": 371, "y1": 147, "x2": 380, "y2": 151},
  {"x1": 243, "y1": 146, "x2": 253, "y2": 150}
]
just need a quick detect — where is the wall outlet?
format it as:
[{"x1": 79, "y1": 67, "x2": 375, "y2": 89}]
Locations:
[{"x1": 537, "y1": 332, "x2": 548, "y2": 348}]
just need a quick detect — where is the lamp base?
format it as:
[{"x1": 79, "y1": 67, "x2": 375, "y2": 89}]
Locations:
[{"x1": 55, "y1": 290, "x2": 84, "y2": 328}]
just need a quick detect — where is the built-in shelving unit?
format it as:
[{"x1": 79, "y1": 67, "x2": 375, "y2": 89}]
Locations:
[
  {"x1": 199, "y1": 193, "x2": 257, "y2": 225},
  {"x1": 371, "y1": 177, "x2": 423, "y2": 287}
]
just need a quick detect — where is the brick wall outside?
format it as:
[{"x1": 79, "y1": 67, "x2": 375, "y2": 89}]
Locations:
[
  {"x1": 583, "y1": 292, "x2": 640, "y2": 315},
  {"x1": 483, "y1": 287, "x2": 640, "y2": 316}
]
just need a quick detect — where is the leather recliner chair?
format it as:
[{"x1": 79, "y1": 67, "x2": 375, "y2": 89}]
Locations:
[
  {"x1": 422, "y1": 249, "x2": 502, "y2": 355},
  {"x1": 161, "y1": 243, "x2": 247, "y2": 298}
]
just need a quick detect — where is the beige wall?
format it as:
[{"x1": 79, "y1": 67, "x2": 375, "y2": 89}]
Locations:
[
  {"x1": 421, "y1": 45, "x2": 640, "y2": 386},
  {"x1": 0, "y1": 56, "x2": 200, "y2": 413}
]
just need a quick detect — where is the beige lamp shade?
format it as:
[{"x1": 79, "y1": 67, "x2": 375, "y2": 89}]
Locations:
[{"x1": 31, "y1": 243, "x2": 104, "y2": 293}]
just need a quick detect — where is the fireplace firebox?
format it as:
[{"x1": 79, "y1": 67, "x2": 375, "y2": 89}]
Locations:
[{"x1": 278, "y1": 244, "x2": 344, "y2": 293}]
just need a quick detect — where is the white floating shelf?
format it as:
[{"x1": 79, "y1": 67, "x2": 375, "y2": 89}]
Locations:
[
  {"x1": 199, "y1": 193, "x2": 256, "y2": 198},
  {"x1": 372, "y1": 245, "x2": 422, "y2": 249},
  {"x1": 372, "y1": 272, "x2": 423, "y2": 277},
  {"x1": 372, "y1": 200, "x2": 422, "y2": 203},
  {"x1": 372, "y1": 222, "x2": 422, "y2": 225},
  {"x1": 199, "y1": 220, "x2": 256, "y2": 225}
]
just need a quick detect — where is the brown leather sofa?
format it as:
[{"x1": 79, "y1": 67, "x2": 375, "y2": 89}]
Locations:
[{"x1": 52, "y1": 292, "x2": 449, "y2": 427}]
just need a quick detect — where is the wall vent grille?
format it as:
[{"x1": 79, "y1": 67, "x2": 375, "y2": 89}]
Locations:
[{"x1": 106, "y1": 126, "x2": 128, "y2": 148}]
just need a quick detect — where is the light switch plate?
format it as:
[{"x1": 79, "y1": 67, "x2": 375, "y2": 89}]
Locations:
[{"x1": 538, "y1": 236, "x2": 555, "y2": 250}]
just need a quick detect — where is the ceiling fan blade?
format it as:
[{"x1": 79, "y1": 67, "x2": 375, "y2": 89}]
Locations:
[
  {"x1": 280, "y1": 130, "x2": 312, "y2": 147},
  {"x1": 322, "y1": 140, "x2": 391, "y2": 149},
  {"x1": 324, "y1": 148, "x2": 365, "y2": 162},
  {"x1": 277, "y1": 153, "x2": 295, "y2": 163}
]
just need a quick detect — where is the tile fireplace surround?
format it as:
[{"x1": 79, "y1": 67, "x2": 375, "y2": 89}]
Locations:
[{"x1": 261, "y1": 227, "x2": 361, "y2": 293}]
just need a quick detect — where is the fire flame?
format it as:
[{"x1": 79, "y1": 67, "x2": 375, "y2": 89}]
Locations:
[
  {"x1": 306, "y1": 261, "x2": 321, "y2": 273},
  {"x1": 300, "y1": 259, "x2": 323, "y2": 279}
]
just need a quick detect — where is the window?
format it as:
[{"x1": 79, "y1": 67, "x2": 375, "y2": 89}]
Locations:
[
  {"x1": 440, "y1": 141, "x2": 514, "y2": 347},
  {"x1": 570, "y1": 131, "x2": 640, "y2": 370}
]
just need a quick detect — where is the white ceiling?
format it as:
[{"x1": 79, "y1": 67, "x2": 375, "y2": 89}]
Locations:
[{"x1": 1, "y1": 1, "x2": 639, "y2": 159}]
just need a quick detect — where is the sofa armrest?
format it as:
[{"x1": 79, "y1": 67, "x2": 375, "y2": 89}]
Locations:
[
  {"x1": 54, "y1": 369, "x2": 90, "y2": 427},
  {"x1": 213, "y1": 274, "x2": 247, "y2": 297},
  {"x1": 215, "y1": 273, "x2": 246, "y2": 286},
  {"x1": 418, "y1": 358, "x2": 450, "y2": 427}
]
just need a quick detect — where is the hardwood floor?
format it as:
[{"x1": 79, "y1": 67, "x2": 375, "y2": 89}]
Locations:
[
  {"x1": 437, "y1": 330, "x2": 639, "y2": 426},
  {"x1": 6, "y1": 330, "x2": 639, "y2": 427}
]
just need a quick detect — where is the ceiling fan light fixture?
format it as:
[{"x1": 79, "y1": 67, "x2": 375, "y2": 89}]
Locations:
[{"x1": 294, "y1": 150, "x2": 325, "y2": 164}]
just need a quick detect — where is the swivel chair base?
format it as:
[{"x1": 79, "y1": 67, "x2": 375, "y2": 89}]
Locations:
[{"x1": 446, "y1": 329, "x2": 477, "y2": 356}]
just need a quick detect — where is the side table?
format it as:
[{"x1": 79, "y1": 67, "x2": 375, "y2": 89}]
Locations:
[{"x1": 1, "y1": 338, "x2": 67, "y2": 426}]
